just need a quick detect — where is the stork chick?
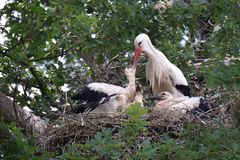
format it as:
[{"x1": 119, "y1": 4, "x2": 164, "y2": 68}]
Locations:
[
  {"x1": 155, "y1": 91, "x2": 211, "y2": 113},
  {"x1": 131, "y1": 84, "x2": 144, "y2": 106},
  {"x1": 72, "y1": 65, "x2": 138, "y2": 115},
  {"x1": 132, "y1": 33, "x2": 190, "y2": 97}
]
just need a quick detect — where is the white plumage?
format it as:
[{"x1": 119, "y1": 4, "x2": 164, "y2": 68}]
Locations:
[
  {"x1": 133, "y1": 33, "x2": 190, "y2": 97},
  {"x1": 87, "y1": 82, "x2": 126, "y2": 96},
  {"x1": 72, "y1": 65, "x2": 138, "y2": 115},
  {"x1": 154, "y1": 91, "x2": 211, "y2": 114}
]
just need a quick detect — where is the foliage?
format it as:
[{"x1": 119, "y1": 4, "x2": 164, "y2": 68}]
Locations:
[
  {"x1": 87, "y1": 128, "x2": 125, "y2": 159},
  {"x1": 121, "y1": 103, "x2": 149, "y2": 144},
  {"x1": 206, "y1": 60, "x2": 240, "y2": 90},
  {"x1": 62, "y1": 128, "x2": 125, "y2": 160},
  {"x1": 176, "y1": 124, "x2": 240, "y2": 160},
  {"x1": 0, "y1": 119, "x2": 53, "y2": 159},
  {"x1": 199, "y1": 0, "x2": 240, "y2": 91}
]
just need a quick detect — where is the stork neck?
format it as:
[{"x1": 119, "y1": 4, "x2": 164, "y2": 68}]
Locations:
[
  {"x1": 147, "y1": 46, "x2": 170, "y2": 64},
  {"x1": 125, "y1": 76, "x2": 136, "y2": 101},
  {"x1": 145, "y1": 44, "x2": 172, "y2": 92}
]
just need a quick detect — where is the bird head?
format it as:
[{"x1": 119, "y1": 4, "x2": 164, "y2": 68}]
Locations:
[
  {"x1": 124, "y1": 64, "x2": 136, "y2": 79},
  {"x1": 132, "y1": 33, "x2": 151, "y2": 66},
  {"x1": 158, "y1": 91, "x2": 173, "y2": 101}
]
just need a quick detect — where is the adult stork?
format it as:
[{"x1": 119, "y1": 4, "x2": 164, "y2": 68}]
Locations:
[
  {"x1": 71, "y1": 65, "x2": 138, "y2": 115},
  {"x1": 132, "y1": 33, "x2": 190, "y2": 97},
  {"x1": 155, "y1": 91, "x2": 211, "y2": 113}
]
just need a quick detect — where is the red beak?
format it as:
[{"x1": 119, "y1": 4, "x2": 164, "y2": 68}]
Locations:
[{"x1": 132, "y1": 47, "x2": 142, "y2": 66}]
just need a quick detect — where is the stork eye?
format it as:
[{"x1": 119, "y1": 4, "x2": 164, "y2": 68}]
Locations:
[
  {"x1": 138, "y1": 42, "x2": 142, "y2": 47},
  {"x1": 161, "y1": 92, "x2": 166, "y2": 95}
]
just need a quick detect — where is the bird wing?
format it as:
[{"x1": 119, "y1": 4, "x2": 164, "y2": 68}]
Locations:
[
  {"x1": 72, "y1": 86, "x2": 109, "y2": 101},
  {"x1": 72, "y1": 82, "x2": 125, "y2": 101},
  {"x1": 168, "y1": 66, "x2": 190, "y2": 97},
  {"x1": 72, "y1": 94, "x2": 117, "y2": 114},
  {"x1": 88, "y1": 82, "x2": 126, "y2": 95},
  {"x1": 175, "y1": 85, "x2": 190, "y2": 97}
]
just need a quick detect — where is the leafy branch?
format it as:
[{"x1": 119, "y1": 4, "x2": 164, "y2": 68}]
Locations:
[{"x1": 0, "y1": 37, "x2": 25, "y2": 57}]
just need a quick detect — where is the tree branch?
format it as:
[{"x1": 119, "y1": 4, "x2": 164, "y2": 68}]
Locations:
[
  {"x1": 0, "y1": 92, "x2": 48, "y2": 136},
  {"x1": 28, "y1": 67, "x2": 47, "y2": 95},
  {"x1": 13, "y1": 85, "x2": 20, "y2": 126},
  {"x1": 0, "y1": 37, "x2": 25, "y2": 56},
  {"x1": 29, "y1": 44, "x2": 67, "y2": 62}
]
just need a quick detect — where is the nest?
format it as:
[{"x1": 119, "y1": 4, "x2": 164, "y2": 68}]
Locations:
[
  {"x1": 38, "y1": 113, "x2": 127, "y2": 152},
  {"x1": 38, "y1": 104, "x2": 231, "y2": 153}
]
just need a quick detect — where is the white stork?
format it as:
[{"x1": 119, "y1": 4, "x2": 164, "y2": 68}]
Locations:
[
  {"x1": 72, "y1": 65, "x2": 138, "y2": 114},
  {"x1": 132, "y1": 33, "x2": 190, "y2": 97},
  {"x1": 155, "y1": 91, "x2": 211, "y2": 114}
]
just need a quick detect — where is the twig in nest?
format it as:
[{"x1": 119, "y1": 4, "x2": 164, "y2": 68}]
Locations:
[
  {"x1": 80, "y1": 115, "x2": 85, "y2": 126},
  {"x1": 196, "y1": 116, "x2": 207, "y2": 125}
]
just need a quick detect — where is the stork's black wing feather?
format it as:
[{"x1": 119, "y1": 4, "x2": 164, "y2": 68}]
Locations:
[
  {"x1": 72, "y1": 86, "x2": 109, "y2": 101},
  {"x1": 190, "y1": 98, "x2": 214, "y2": 115},
  {"x1": 175, "y1": 85, "x2": 191, "y2": 97},
  {"x1": 72, "y1": 103, "x2": 89, "y2": 114},
  {"x1": 72, "y1": 94, "x2": 117, "y2": 114},
  {"x1": 191, "y1": 98, "x2": 212, "y2": 113},
  {"x1": 72, "y1": 101, "x2": 98, "y2": 114}
]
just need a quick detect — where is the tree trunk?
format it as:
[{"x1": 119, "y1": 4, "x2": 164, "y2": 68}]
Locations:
[{"x1": 0, "y1": 92, "x2": 48, "y2": 136}]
